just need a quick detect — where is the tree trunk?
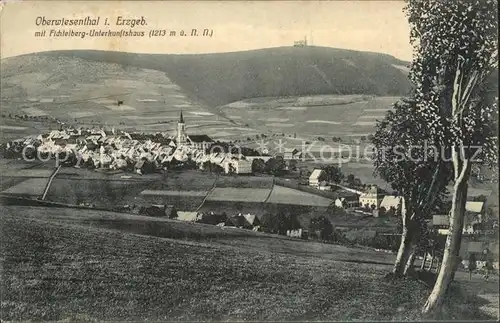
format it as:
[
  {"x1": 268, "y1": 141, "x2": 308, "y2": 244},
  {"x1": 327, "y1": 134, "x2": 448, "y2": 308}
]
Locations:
[
  {"x1": 404, "y1": 245, "x2": 418, "y2": 275},
  {"x1": 450, "y1": 229, "x2": 463, "y2": 282},
  {"x1": 404, "y1": 231, "x2": 421, "y2": 275},
  {"x1": 422, "y1": 160, "x2": 471, "y2": 314},
  {"x1": 393, "y1": 214, "x2": 419, "y2": 277}
]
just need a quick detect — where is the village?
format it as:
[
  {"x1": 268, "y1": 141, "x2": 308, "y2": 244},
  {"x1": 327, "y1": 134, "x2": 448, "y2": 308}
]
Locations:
[{"x1": 2, "y1": 111, "x2": 498, "y2": 274}]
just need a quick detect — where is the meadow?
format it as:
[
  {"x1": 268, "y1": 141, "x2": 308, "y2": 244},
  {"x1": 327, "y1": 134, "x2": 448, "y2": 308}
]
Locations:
[
  {"x1": 1, "y1": 205, "x2": 494, "y2": 321},
  {"x1": 221, "y1": 95, "x2": 398, "y2": 141},
  {"x1": 0, "y1": 55, "x2": 237, "y2": 139}
]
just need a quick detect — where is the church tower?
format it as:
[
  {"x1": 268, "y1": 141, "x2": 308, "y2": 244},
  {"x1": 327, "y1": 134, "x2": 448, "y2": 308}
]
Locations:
[{"x1": 177, "y1": 111, "x2": 187, "y2": 145}]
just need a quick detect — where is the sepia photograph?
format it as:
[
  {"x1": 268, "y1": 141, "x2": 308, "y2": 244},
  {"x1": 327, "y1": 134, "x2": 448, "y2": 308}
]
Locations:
[{"x1": 0, "y1": 0, "x2": 498, "y2": 321}]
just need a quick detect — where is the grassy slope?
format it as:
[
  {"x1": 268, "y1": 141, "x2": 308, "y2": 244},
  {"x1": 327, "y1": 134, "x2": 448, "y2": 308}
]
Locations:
[
  {"x1": 37, "y1": 47, "x2": 411, "y2": 108},
  {"x1": 0, "y1": 205, "x2": 494, "y2": 321}
]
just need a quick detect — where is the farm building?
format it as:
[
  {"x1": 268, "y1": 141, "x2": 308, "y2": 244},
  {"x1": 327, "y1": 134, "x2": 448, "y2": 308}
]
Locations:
[
  {"x1": 309, "y1": 168, "x2": 327, "y2": 188},
  {"x1": 224, "y1": 158, "x2": 252, "y2": 174},
  {"x1": 379, "y1": 196, "x2": 404, "y2": 215},
  {"x1": 318, "y1": 181, "x2": 331, "y2": 191},
  {"x1": 177, "y1": 211, "x2": 202, "y2": 222},
  {"x1": 225, "y1": 214, "x2": 254, "y2": 229},
  {"x1": 143, "y1": 204, "x2": 177, "y2": 218},
  {"x1": 359, "y1": 185, "x2": 384, "y2": 209},
  {"x1": 334, "y1": 191, "x2": 360, "y2": 209},
  {"x1": 242, "y1": 213, "x2": 260, "y2": 227},
  {"x1": 287, "y1": 228, "x2": 308, "y2": 239},
  {"x1": 334, "y1": 196, "x2": 359, "y2": 209},
  {"x1": 283, "y1": 148, "x2": 302, "y2": 160},
  {"x1": 465, "y1": 201, "x2": 485, "y2": 214},
  {"x1": 198, "y1": 212, "x2": 228, "y2": 225},
  {"x1": 431, "y1": 214, "x2": 483, "y2": 236}
]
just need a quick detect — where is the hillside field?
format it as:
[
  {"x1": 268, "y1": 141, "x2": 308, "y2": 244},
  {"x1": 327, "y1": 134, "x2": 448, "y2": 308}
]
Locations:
[
  {"x1": 1, "y1": 47, "x2": 410, "y2": 144},
  {"x1": 1, "y1": 205, "x2": 495, "y2": 321},
  {"x1": 39, "y1": 47, "x2": 411, "y2": 107}
]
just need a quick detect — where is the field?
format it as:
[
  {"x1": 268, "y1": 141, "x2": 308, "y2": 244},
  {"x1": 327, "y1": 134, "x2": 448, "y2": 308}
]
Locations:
[
  {"x1": 206, "y1": 188, "x2": 271, "y2": 203},
  {"x1": 0, "y1": 55, "x2": 238, "y2": 139},
  {"x1": 1, "y1": 205, "x2": 495, "y2": 321},
  {"x1": 267, "y1": 185, "x2": 333, "y2": 206},
  {"x1": 0, "y1": 47, "x2": 413, "y2": 145},
  {"x1": 222, "y1": 95, "x2": 398, "y2": 141}
]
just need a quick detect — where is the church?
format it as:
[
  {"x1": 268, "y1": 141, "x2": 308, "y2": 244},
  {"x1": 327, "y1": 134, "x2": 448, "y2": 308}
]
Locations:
[{"x1": 176, "y1": 111, "x2": 214, "y2": 150}]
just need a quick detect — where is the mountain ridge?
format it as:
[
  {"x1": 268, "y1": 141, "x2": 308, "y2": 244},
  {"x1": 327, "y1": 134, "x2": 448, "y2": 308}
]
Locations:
[{"x1": 2, "y1": 46, "x2": 412, "y2": 108}]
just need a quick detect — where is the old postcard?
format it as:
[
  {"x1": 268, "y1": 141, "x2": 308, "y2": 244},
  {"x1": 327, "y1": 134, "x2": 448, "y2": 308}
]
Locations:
[{"x1": 0, "y1": 0, "x2": 498, "y2": 321}]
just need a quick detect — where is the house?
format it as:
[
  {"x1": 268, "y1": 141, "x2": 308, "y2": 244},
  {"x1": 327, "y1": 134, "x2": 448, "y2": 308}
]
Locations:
[
  {"x1": 359, "y1": 185, "x2": 384, "y2": 209},
  {"x1": 134, "y1": 159, "x2": 154, "y2": 174},
  {"x1": 224, "y1": 158, "x2": 252, "y2": 174},
  {"x1": 309, "y1": 168, "x2": 327, "y2": 188},
  {"x1": 283, "y1": 148, "x2": 302, "y2": 160},
  {"x1": 198, "y1": 211, "x2": 228, "y2": 225},
  {"x1": 242, "y1": 213, "x2": 260, "y2": 227},
  {"x1": 225, "y1": 214, "x2": 253, "y2": 229},
  {"x1": 287, "y1": 228, "x2": 308, "y2": 239},
  {"x1": 134, "y1": 160, "x2": 145, "y2": 174},
  {"x1": 432, "y1": 214, "x2": 484, "y2": 235},
  {"x1": 465, "y1": 201, "x2": 485, "y2": 214},
  {"x1": 143, "y1": 204, "x2": 177, "y2": 218},
  {"x1": 334, "y1": 193, "x2": 360, "y2": 209},
  {"x1": 379, "y1": 196, "x2": 405, "y2": 215},
  {"x1": 177, "y1": 211, "x2": 201, "y2": 222},
  {"x1": 188, "y1": 134, "x2": 214, "y2": 150},
  {"x1": 111, "y1": 158, "x2": 128, "y2": 170},
  {"x1": 164, "y1": 205, "x2": 177, "y2": 218},
  {"x1": 318, "y1": 181, "x2": 331, "y2": 191}
]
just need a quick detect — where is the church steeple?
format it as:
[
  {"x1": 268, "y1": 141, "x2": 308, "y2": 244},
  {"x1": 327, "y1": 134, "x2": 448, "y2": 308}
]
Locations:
[{"x1": 177, "y1": 111, "x2": 187, "y2": 145}]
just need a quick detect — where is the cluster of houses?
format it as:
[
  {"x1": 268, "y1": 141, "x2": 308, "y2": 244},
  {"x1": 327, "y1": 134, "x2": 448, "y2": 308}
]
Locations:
[
  {"x1": 141, "y1": 204, "x2": 262, "y2": 231},
  {"x1": 308, "y1": 168, "x2": 393, "y2": 216},
  {"x1": 7, "y1": 112, "x2": 254, "y2": 175}
]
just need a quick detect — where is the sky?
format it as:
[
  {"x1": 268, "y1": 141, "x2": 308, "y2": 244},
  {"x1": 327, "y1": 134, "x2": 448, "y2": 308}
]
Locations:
[{"x1": 0, "y1": 1, "x2": 413, "y2": 61}]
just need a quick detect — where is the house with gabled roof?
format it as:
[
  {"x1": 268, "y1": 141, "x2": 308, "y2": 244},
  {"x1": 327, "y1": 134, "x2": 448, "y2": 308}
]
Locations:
[
  {"x1": 309, "y1": 168, "x2": 327, "y2": 188},
  {"x1": 359, "y1": 185, "x2": 385, "y2": 209}
]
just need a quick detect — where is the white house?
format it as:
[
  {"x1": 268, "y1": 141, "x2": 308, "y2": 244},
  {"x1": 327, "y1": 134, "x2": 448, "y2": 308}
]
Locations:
[
  {"x1": 177, "y1": 211, "x2": 202, "y2": 222},
  {"x1": 287, "y1": 228, "x2": 307, "y2": 238},
  {"x1": 380, "y1": 196, "x2": 405, "y2": 214},
  {"x1": 359, "y1": 185, "x2": 384, "y2": 209},
  {"x1": 465, "y1": 201, "x2": 485, "y2": 214},
  {"x1": 309, "y1": 168, "x2": 327, "y2": 188}
]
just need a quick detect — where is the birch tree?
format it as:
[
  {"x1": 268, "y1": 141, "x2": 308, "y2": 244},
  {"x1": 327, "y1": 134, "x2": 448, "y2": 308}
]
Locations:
[
  {"x1": 402, "y1": 0, "x2": 498, "y2": 314},
  {"x1": 373, "y1": 99, "x2": 453, "y2": 277}
]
